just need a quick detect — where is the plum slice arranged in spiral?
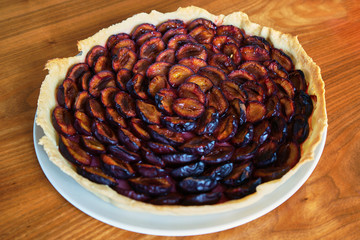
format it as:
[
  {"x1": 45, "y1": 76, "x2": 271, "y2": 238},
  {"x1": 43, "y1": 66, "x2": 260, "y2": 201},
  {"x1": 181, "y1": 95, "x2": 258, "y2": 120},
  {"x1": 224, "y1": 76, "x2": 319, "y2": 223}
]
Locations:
[{"x1": 52, "y1": 17, "x2": 314, "y2": 206}]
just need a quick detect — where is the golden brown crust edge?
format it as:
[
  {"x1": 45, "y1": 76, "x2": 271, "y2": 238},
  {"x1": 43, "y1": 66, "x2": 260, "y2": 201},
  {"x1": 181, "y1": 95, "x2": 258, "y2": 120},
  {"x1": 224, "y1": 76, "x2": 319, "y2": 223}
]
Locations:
[{"x1": 36, "y1": 6, "x2": 327, "y2": 216}]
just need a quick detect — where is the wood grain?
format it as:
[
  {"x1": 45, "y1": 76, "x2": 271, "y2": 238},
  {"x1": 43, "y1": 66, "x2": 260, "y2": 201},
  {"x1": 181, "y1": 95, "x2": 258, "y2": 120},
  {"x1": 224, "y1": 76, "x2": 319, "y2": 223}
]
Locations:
[{"x1": 1, "y1": 0, "x2": 359, "y2": 239}]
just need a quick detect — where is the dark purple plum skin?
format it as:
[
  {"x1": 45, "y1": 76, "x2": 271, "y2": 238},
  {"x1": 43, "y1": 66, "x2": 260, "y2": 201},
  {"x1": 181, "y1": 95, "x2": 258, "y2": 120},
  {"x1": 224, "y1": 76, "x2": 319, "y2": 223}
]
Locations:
[{"x1": 171, "y1": 161, "x2": 205, "y2": 178}]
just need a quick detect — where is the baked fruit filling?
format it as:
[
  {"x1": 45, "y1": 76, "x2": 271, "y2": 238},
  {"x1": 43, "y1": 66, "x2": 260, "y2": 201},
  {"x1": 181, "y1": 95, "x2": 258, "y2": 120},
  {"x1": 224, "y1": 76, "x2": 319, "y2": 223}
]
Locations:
[{"x1": 52, "y1": 18, "x2": 314, "y2": 206}]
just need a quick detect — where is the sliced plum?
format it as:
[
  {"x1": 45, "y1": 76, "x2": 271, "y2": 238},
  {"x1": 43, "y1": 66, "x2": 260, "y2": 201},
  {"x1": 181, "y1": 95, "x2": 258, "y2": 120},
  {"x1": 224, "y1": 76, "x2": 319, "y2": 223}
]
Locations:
[
  {"x1": 171, "y1": 161, "x2": 205, "y2": 179},
  {"x1": 146, "y1": 61, "x2": 172, "y2": 80},
  {"x1": 79, "y1": 71, "x2": 92, "y2": 91},
  {"x1": 265, "y1": 95, "x2": 281, "y2": 118},
  {"x1": 241, "y1": 81, "x2": 265, "y2": 102},
  {"x1": 111, "y1": 39, "x2": 136, "y2": 56},
  {"x1": 148, "y1": 125, "x2": 185, "y2": 146},
  {"x1": 167, "y1": 34, "x2": 196, "y2": 50},
  {"x1": 93, "y1": 55, "x2": 111, "y2": 73},
  {"x1": 172, "y1": 98, "x2": 205, "y2": 120},
  {"x1": 86, "y1": 98, "x2": 106, "y2": 122},
  {"x1": 116, "y1": 68, "x2": 132, "y2": 91},
  {"x1": 216, "y1": 25, "x2": 244, "y2": 44},
  {"x1": 129, "y1": 118, "x2": 150, "y2": 141},
  {"x1": 246, "y1": 101, "x2": 266, "y2": 123},
  {"x1": 176, "y1": 43, "x2": 207, "y2": 60},
  {"x1": 228, "y1": 69, "x2": 256, "y2": 85},
  {"x1": 52, "y1": 106, "x2": 77, "y2": 136},
  {"x1": 132, "y1": 58, "x2": 152, "y2": 75},
  {"x1": 198, "y1": 66, "x2": 226, "y2": 86},
  {"x1": 187, "y1": 18, "x2": 216, "y2": 31},
  {"x1": 66, "y1": 63, "x2": 90, "y2": 82},
  {"x1": 114, "y1": 91, "x2": 137, "y2": 118},
  {"x1": 126, "y1": 73, "x2": 148, "y2": 100},
  {"x1": 136, "y1": 163, "x2": 166, "y2": 178},
  {"x1": 141, "y1": 147, "x2": 165, "y2": 167},
  {"x1": 189, "y1": 25, "x2": 215, "y2": 44},
  {"x1": 231, "y1": 122, "x2": 254, "y2": 147},
  {"x1": 206, "y1": 86, "x2": 229, "y2": 116},
  {"x1": 289, "y1": 70, "x2": 307, "y2": 91},
  {"x1": 77, "y1": 166, "x2": 117, "y2": 187},
  {"x1": 135, "y1": 31, "x2": 162, "y2": 47},
  {"x1": 294, "y1": 90, "x2": 313, "y2": 117},
  {"x1": 208, "y1": 53, "x2": 235, "y2": 74},
  {"x1": 161, "y1": 153, "x2": 198, "y2": 165},
  {"x1": 101, "y1": 154, "x2": 135, "y2": 179},
  {"x1": 108, "y1": 144, "x2": 141, "y2": 163},
  {"x1": 269, "y1": 116, "x2": 287, "y2": 143},
  {"x1": 273, "y1": 77, "x2": 295, "y2": 99},
  {"x1": 230, "y1": 99, "x2": 247, "y2": 125},
  {"x1": 85, "y1": 45, "x2": 108, "y2": 69},
  {"x1": 214, "y1": 114, "x2": 238, "y2": 142},
  {"x1": 162, "y1": 27, "x2": 188, "y2": 43},
  {"x1": 100, "y1": 87, "x2": 118, "y2": 108},
  {"x1": 276, "y1": 141, "x2": 301, "y2": 168},
  {"x1": 182, "y1": 192, "x2": 221, "y2": 205},
  {"x1": 220, "y1": 80, "x2": 247, "y2": 102},
  {"x1": 131, "y1": 23, "x2": 157, "y2": 40},
  {"x1": 157, "y1": 19, "x2": 185, "y2": 34},
  {"x1": 254, "y1": 166, "x2": 290, "y2": 182},
  {"x1": 245, "y1": 35, "x2": 271, "y2": 52},
  {"x1": 112, "y1": 48, "x2": 137, "y2": 72},
  {"x1": 92, "y1": 119, "x2": 118, "y2": 145},
  {"x1": 74, "y1": 110, "x2": 92, "y2": 136},
  {"x1": 117, "y1": 127, "x2": 141, "y2": 152},
  {"x1": 178, "y1": 57, "x2": 207, "y2": 73},
  {"x1": 240, "y1": 45, "x2": 271, "y2": 61},
  {"x1": 151, "y1": 193, "x2": 183, "y2": 205},
  {"x1": 258, "y1": 77, "x2": 277, "y2": 97},
  {"x1": 222, "y1": 42, "x2": 241, "y2": 65},
  {"x1": 168, "y1": 64, "x2": 194, "y2": 87},
  {"x1": 129, "y1": 177, "x2": 172, "y2": 196},
  {"x1": 288, "y1": 114, "x2": 310, "y2": 143},
  {"x1": 147, "y1": 141, "x2": 177, "y2": 154},
  {"x1": 148, "y1": 75, "x2": 168, "y2": 98},
  {"x1": 185, "y1": 74, "x2": 213, "y2": 93},
  {"x1": 231, "y1": 142, "x2": 258, "y2": 161},
  {"x1": 106, "y1": 33, "x2": 130, "y2": 50},
  {"x1": 88, "y1": 70, "x2": 116, "y2": 98},
  {"x1": 155, "y1": 88, "x2": 178, "y2": 115},
  {"x1": 239, "y1": 61, "x2": 268, "y2": 80},
  {"x1": 105, "y1": 107, "x2": 127, "y2": 128},
  {"x1": 205, "y1": 162, "x2": 233, "y2": 181},
  {"x1": 264, "y1": 60, "x2": 288, "y2": 79},
  {"x1": 212, "y1": 35, "x2": 238, "y2": 50},
  {"x1": 225, "y1": 178, "x2": 262, "y2": 200},
  {"x1": 178, "y1": 82, "x2": 206, "y2": 104},
  {"x1": 136, "y1": 99, "x2": 162, "y2": 125},
  {"x1": 253, "y1": 120, "x2": 271, "y2": 145},
  {"x1": 139, "y1": 37, "x2": 165, "y2": 61},
  {"x1": 223, "y1": 162, "x2": 253, "y2": 187},
  {"x1": 179, "y1": 176, "x2": 217, "y2": 193},
  {"x1": 254, "y1": 140, "x2": 278, "y2": 167},
  {"x1": 279, "y1": 96, "x2": 295, "y2": 121},
  {"x1": 57, "y1": 78, "x2": 78, "y2": 109},
  {"x1": 195, "y1": 106, "x2": 219, "y2": 135},
  {"x1": 161, "y1": 116, "x2": 196, "y2": 132},
  {"x1": 81, "y1": 135, "x2": 106, "y2": 155},
  {"x1": 59, "y1": 135, "x2": 93, "y2": 166},
  {"x1": 179, "y1": 136, "x2": 216, "y2": 155},
  {"x1": 155, "y1": 48, "x2": 176, "y2": 63},
  {"x1": 200, "y1": 145, "x2": 234, "y2": 165},
  {"x1": 271, "y1": 48, "x2": 294, "y2": 72}
]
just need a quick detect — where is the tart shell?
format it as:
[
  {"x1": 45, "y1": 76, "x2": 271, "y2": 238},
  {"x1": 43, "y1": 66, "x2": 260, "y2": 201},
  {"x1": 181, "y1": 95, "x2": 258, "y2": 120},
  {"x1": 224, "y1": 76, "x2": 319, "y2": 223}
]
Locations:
[{"x1": 36, "y1": 6, "x2": 327, "y2": 215}]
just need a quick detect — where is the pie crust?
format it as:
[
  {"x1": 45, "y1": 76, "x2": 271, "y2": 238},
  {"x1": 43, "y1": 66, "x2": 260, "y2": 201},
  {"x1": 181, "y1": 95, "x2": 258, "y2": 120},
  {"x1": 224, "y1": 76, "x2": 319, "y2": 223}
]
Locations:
[{"x1": 36, "y1": 6, "x2": 327, "y2": 215}]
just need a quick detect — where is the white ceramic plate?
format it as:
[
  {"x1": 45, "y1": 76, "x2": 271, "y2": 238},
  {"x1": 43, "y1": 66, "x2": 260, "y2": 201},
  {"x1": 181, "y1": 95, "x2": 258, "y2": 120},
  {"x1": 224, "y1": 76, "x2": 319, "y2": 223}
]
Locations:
[{"x1": 33, "y1": 114, "x2": 327, "y2": 236}]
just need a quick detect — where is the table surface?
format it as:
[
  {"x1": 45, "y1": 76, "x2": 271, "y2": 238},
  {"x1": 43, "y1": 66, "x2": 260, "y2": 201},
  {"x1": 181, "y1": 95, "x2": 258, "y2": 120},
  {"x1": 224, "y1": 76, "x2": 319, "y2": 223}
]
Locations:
[{"x1": 1, "y1": 0, "x2": 360, "y2": 239}]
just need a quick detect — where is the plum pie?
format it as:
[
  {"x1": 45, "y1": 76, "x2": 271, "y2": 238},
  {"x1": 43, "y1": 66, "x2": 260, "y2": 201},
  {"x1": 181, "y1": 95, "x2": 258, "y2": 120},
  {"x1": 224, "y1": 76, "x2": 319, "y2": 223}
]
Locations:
[{"x1": 36, "y1": 6, "x2": 327, "y2": 215}]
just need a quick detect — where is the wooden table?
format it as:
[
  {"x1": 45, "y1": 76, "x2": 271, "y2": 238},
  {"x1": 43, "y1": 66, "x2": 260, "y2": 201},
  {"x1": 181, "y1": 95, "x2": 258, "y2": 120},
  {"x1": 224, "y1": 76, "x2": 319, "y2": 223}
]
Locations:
[{"x1": 1, "y1": 0, "x2": 359, "y2": 239}]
